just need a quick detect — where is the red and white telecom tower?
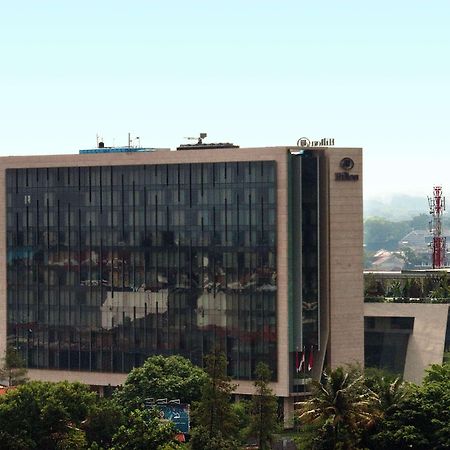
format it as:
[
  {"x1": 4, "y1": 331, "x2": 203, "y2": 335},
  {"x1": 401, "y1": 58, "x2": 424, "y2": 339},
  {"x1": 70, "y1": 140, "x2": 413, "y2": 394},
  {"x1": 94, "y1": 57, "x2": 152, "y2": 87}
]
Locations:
[{"x1": 428, "y1": 186, "x2": 447, "y2": 269}]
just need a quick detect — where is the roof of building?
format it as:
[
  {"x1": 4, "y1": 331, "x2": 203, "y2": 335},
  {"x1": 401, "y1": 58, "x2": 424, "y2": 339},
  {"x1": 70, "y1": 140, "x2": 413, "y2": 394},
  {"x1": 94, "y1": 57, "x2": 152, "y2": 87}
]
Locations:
[
  {"x1": 371, "y1": 251, "x2": 405, "y2": 271},
  {"x1": 399, "y1": 230, "x2": 432, "y2": 250}
]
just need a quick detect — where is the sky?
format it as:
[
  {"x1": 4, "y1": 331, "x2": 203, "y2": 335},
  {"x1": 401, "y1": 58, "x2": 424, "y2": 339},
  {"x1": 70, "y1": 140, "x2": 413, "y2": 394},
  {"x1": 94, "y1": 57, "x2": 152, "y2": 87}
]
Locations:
[{"x1": 1, "y1": 1, "x2": 449, "y2": 200}]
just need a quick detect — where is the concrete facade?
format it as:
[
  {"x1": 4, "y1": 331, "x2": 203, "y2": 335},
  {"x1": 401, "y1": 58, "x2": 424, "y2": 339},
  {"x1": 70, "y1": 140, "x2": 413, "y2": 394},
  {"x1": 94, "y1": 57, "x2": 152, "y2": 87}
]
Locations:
[
  {"x1": 364, "y1": 302, "x2": 449, "y2": 384},
  {"x1": 325, "y1": 148, "x2": 364, "y2": 369}
]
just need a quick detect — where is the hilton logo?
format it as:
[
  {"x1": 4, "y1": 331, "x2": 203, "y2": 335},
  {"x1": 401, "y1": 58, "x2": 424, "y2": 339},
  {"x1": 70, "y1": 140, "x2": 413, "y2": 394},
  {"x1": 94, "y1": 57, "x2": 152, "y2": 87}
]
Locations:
[
  {"x1": 297, "y1": 137, "x2": 335, "y2": 147},
  {"x1": 335, "y1": 172, "x2": 359, "y2": 181},
  {"x1": 335, "y1": 157, "x2": 359, "y2": 181}
]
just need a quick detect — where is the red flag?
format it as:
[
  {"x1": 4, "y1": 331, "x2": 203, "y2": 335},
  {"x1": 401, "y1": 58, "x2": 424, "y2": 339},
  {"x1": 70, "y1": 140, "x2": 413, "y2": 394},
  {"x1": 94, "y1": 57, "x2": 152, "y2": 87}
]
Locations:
[{"x1": 308, "y1": 346, "x2": 314, "y2": 371}]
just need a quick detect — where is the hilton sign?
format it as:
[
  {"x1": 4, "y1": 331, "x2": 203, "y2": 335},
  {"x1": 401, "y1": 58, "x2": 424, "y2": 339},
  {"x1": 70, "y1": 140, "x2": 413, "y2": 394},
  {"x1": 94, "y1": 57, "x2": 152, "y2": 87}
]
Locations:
[
  {"x1": 297, "y1": 137, "x2": 335, "y2": 147},
  {"x1": 335, "y1": 157, "x2": 359, "y2": 181}
]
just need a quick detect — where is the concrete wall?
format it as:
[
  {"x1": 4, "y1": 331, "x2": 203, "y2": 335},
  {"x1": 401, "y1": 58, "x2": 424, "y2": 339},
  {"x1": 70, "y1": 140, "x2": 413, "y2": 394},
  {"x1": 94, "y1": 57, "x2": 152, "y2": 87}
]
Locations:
[
  {"x1": 325, "y1": 148, "x2": 364, "y2": 368},
  {"x1": 364, "y1": 302, "x2": 449, "y2": 383}
]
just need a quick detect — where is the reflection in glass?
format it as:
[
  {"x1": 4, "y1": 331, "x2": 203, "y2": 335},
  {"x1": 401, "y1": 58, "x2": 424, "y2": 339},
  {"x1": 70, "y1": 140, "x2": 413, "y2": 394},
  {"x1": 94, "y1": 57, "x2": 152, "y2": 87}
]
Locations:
[{"x1": 6, "y1": 161, "x2": 277, "y2": 379}]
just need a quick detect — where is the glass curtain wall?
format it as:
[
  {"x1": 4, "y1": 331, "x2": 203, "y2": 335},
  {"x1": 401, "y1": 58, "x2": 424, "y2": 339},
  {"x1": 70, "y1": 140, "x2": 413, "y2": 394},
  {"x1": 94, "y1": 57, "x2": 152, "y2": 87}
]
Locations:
[
  {"x1": 6, "y1": 161, "x2": 277, "y2": 379},
  {"x1": 289, "y1": 151, "x2": 319, "y2": 387},
  {"x1": 301, "y1": 154, "x2": 319, "y2": 349}
]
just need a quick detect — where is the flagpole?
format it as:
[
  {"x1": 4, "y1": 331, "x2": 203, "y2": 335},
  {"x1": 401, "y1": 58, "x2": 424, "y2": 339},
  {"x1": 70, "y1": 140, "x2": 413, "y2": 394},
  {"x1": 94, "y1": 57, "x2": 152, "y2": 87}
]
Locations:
[
  {"x1": 303, "y1": 345, "x2": 306, "y2": 381},
  {"x1": 308, "y1": 345, "x2": 314, "y2": 373}
]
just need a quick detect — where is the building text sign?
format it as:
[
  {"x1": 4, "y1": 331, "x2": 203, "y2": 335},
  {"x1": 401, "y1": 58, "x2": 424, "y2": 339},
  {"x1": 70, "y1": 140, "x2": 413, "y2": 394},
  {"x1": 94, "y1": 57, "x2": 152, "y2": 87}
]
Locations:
[
  {"x1": 335, "y1": 157, "x2": 359, "y2": 181},
  {"x1": 297, "y1": 137, "x2": 335, "y2": 147}
]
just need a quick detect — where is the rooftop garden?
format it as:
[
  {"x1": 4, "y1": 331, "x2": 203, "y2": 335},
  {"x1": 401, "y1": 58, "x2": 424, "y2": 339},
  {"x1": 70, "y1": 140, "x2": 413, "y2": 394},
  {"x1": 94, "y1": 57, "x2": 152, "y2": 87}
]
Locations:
[{"x1": 364, "y1": 272, "x2": 450, "y2": 303}]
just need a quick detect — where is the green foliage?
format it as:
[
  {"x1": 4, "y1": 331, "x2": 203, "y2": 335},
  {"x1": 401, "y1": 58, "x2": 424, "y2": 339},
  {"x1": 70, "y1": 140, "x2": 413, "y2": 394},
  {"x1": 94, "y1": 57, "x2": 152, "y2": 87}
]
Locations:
[
  {"x1": 409, "y1": 213, "x2": 429, "y2": 230},
  {"x1": 55, "y1": 427, "x2": 88, "y2": 450},
  {"x1": 113, "y1": 355, "x2": 207, "y2": 413},
  {"x1": 231, "y1": 400, "x2": 251, "y2": 443},
  {"x1": 0, "y1": 346, "x2": 28, "y2": 386},
  {"x1": 83, "y1": 398, "x2": 125, "y2": 448},
  {"x1": 297, "y1": 367, "x2": 380, "y2": 449},
  {"x1": 364, "y1": 273, "x2": 386, "y2": 297},
  {"x1": 190, "y1": 349, "x2": 238, "y2": 449},
  {"x1": 407, "y1": 277, "x2": 422, "y2": 297},
  {"x1": 364, "y1": 213, "x2": 434, "y2": 254},
  {"x1": 293, "y1": 364, "x2": 450, "y2": 450},
  {"x1": 429, "y1": 272, "x2": 450, "y2": 299},
  {"x1": 364, "y1": 217, "x2": 411, "y2": 251},
  {"x1": 364, "y1": 250, "x2": 375, "y2": 269},
  {"x1": 0, "y1": 355, "x2": 208, "y2": 450},
  {"x1": 188, "y1": 425, "x2": 239, "y2": 450},
  {"x1": 402, "y1": 248, "x2": 424, "y2": 269},
  {"x1": 0, "y1": 430, "x2": 33, "y2": 450},
  {"x1": 291, "y1": 423, "x2": 321, "y2": 450},
  {"x1": 387, "y1": 280, "x2": 402, "y2": 298},
  {"x1": 247, "y1": 362, "x2": 279, "y2": 450},
  {"x1": 111, "y1": 409, "x2": 180, "y2": 450},
  {"x1": 0, "y1": 381, "x2": 96, "y2": 449},
  {"x1": 366, "y1": 363, "x2": 450, "y2": 450},
  {"x1": 367, "y1": 376, "x2": 408, "y2": 414},
  {"x1": 425, "y1": 362, "x2": 450, "y2": 382}
]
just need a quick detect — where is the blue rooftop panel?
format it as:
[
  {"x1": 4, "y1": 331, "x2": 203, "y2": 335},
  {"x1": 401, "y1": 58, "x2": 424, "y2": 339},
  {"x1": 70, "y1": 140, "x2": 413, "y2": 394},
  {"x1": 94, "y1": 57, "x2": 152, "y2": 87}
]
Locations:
[{"x1": 79, "y1": 147, "x2": 155, "y2": 154}]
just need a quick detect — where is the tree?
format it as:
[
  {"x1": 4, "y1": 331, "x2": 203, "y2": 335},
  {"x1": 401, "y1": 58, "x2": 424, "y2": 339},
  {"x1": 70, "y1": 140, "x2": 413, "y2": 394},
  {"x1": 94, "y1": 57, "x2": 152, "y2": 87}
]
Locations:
[
  {"x1": 360, "y1": 370, "x2": 411, "y2": 449},
  {"x1": 0, "y1": 381, "x2": 96, "y2": 449},
  {"x1": 232, "y1": 400, "x2": 251, "y2": 444},
  {"x1": 429, "y1": 273, "x2": 450, "y2": 299},
  {"x1": 364, "y1": 273, "x2": 386, "y2": 297},
  {"x1": 402, "y1": 248, "x2": 424, "y2": 270},
  {"x1": 111, "y1": 409, "x2": 180, "y2": 450},
  {"x1": 297, "y1": 367, "x2": 380, "y2": 449},
  {"x1": 54, "y1": 427, "x2": 88, "y2": 450},
  {"x1": 114, "y1": 355, "x2": 207, "y2": 413},
  {"x1": 247, "y1": 362, "x2": 278, "y2": 450},
  {"x1": 189, "y1": 425, "x2": 238, "y2": 450},
  {"x1": 364, "y1": 370, "x2": 409, "y2": 414},
  {"x1": 364, "y1": 217, "x2": 411, "y2": 251},
  {"x1": 83, "y1": 398, "x2": 125, "y2": 448},
  {"x1": 190, "y1": 349, "x2": 239, "y2": 450},
  {"x1": 369, "y1": 363, "x2": 450, "y2": 450},
  {"x1": 0, "y1": 347, "x2": 28, "y2": 386},
  {"x1": 409, "y1": 214, "x2": 429, "y2": 230}
]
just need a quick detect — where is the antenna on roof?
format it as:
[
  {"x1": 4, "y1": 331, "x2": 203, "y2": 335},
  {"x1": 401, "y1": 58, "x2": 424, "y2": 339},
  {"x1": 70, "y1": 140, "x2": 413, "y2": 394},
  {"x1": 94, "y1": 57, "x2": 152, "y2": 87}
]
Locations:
[
  {"x1": 96, "y1": 133, "x2": 105, "y2": 148},
  {"x1": 96, "y1": 133, "x2": 103, "y2": 146},
  {"x1": 127, "y1": 132, "x2": 141, "y2": 148},
  {"x1": 185, "y1": 132, "x2": 207, "y2": 145}
]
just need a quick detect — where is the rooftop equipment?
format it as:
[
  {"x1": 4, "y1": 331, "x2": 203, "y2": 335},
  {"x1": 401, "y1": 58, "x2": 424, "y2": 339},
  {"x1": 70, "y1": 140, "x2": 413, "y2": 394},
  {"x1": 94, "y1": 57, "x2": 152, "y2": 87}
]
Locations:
[
  {"x1": 79, "y1": 133, "x2": 169, "y2": 154},
  {"x1": 177, "y1": 132, "x2": 239, "y2": 151}
]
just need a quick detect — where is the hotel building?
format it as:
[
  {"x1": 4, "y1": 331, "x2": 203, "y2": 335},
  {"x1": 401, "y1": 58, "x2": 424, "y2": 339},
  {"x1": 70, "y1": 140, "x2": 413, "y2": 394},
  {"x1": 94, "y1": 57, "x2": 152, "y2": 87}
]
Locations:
[{"x1": 0, "y1": 141, "x2": 363, "y2": 417}]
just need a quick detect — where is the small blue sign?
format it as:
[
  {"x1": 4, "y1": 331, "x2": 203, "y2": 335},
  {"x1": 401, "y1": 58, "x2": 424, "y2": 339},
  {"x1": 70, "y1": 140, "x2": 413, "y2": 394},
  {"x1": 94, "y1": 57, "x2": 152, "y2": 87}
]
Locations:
[{"x1": 157, "y1": 404, "x2": 190, "y2": 434}]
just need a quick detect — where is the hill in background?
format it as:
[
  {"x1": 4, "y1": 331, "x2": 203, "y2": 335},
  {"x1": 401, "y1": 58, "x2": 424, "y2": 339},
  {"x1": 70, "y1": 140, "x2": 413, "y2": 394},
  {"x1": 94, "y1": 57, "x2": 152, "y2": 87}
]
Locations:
[{"x1": 364, "y1": 194, "x2": 429, "y2": 221}]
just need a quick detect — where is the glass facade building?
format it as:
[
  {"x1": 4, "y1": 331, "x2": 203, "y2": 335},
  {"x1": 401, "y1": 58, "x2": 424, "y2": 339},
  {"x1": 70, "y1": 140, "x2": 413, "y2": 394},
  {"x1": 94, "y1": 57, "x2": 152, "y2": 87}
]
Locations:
[
  {"x1": 1, "y1": 143, "x2": 365, "y2": 423},
  {"x1": 6, "y1": 161, "x2": 278, "y2": 379}
]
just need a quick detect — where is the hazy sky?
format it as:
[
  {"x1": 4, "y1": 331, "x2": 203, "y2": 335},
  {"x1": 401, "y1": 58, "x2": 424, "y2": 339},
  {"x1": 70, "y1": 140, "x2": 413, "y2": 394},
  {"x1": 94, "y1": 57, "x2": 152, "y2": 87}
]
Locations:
[{"x1": 1, "y1": 1, "x2": 449, "y2": 200}]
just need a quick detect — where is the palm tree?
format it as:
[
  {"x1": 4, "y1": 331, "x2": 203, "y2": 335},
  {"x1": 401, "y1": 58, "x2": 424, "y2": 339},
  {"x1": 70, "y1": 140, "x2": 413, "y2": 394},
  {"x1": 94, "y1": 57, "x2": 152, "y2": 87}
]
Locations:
[
  {"x1": 296, "y1": 367, "x2": 380, "y2": 449},
  {"x1": 366, "y1": 374, "x2": 409, "y2": 414},
  {"x1": 360, "y1": 371, "x2": 411, "y2": 449}
]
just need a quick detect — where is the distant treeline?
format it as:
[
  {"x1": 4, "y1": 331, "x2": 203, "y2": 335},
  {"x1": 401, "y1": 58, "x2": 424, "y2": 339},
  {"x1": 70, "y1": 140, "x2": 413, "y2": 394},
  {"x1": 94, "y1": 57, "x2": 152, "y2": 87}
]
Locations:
[{"x1": 364, "y1": 213, "x2": 450, "y2": 251}]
